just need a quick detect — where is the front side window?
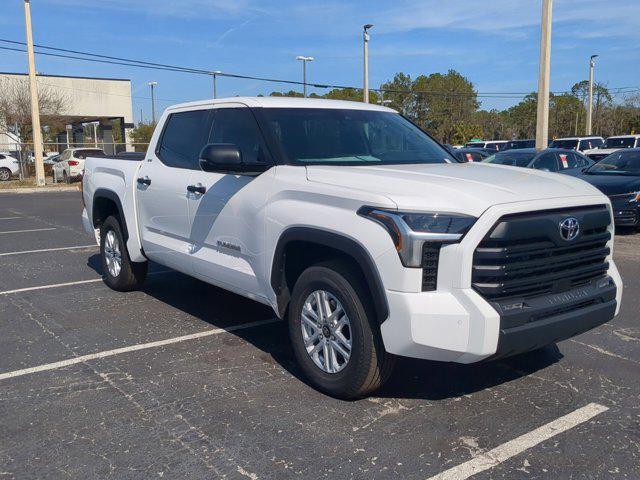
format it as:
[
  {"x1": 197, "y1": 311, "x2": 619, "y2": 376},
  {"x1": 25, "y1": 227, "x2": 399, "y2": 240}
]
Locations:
[
  {"x1": 261, "y1": 108, "x2": 453, "y2": 165},
  {"x1": 157, "y1": 110, "x2": 211, "y2": 169},
  {"x1": 532, "y1": 153, "x2": 559, "y2": 172},
  {"x1": 208, "y1": 108, "x2": 270, "y2": 164}
]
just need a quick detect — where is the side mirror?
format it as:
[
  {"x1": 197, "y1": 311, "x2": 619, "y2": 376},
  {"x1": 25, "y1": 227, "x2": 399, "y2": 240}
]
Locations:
[{"x1": 199, "y1": 143, "x2": 242, "y2": 172}]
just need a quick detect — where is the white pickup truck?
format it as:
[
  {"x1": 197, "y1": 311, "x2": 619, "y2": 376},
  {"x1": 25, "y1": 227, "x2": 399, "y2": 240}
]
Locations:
[{"x1": 82, "y1": 97, "x2": 623, "y2": 399}]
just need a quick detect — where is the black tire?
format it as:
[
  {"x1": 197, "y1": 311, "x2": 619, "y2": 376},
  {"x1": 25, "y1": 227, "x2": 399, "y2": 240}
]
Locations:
[
  {"x1": 100, "y1": 215, "x2": 147, "y2": 291},
  {"x1": 0, "y1": 167, "x2": 11, "y2": 182},
  {"x1": 288, "y1": 261, "x2": 395, "y2": 399}
]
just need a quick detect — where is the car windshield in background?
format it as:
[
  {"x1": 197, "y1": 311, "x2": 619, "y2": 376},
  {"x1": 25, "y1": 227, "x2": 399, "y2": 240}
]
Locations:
[
  {"x1": 261, "y1": 108, "x2": 453, "y2": 165},
  {"x1": 465, "y1": 143, "x2": 484, "y2": 149},
  {"x1": 587, "y1": 151, "x2": 640, "y2": 175},
  {"x1": 549, "y1": 139, "x2": 578, "y2": 149},
  {"x1": 75, "y1": 149, "x2": 106, "y2": 159},
  {"x1": 602, "y1": 137, "x2": 636, "y2": 149},
  {"x1": 483, "y1": 151, "x2": 536, "y2": 167}
]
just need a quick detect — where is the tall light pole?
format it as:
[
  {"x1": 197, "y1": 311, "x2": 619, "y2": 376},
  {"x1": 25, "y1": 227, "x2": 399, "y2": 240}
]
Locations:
[
  {"x1": 212, "y1": 71, "x2": 221, "y2": 99},
  {"x1": 295, "y1": 56, "x2": 314, "y2": 98},
  {"x1": 535, "y1": 0, "x2": 553, "y2": 151},
  {"x1": 586, "y1": 54, "x2": 598, "y2": 135},
  {"x1": 363, "y1": 24, "x2": 373, "y2": 103},
  {"x1": 24, "y1": 0, "x2": 45, "y2": 186},
  {"x1": 148, "y1": 82, "x2": 157, "y2": 124}
]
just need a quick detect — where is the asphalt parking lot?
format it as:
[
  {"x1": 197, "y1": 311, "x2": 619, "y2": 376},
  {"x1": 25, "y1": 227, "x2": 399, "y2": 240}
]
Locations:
[{"x1": 0, "y1": 191, "x2": 638, "y2": 479}]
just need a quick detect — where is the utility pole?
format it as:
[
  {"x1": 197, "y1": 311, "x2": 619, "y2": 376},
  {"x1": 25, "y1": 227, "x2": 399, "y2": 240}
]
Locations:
[
  {"x1": 295, "y1": 56, "x2": 314, "y2": 98},
  {"x1": 148, "y1": 82, "x2": 157, "y2": 124},
  {"x1": 535, "y1": 0, "x2": 553, "y2": 151},
  {"x1": 212, "y1": 71, "x2": 221, "y2": 99},
  {"x1": 586, "y1": 54, "x2": 598, "y2": 135},
  {"x1": 363, "y1": 24, "x2": 373, "y2": 103},
  {"x1": 24, "y1": 0, "x2": 45, "y2": 186}
]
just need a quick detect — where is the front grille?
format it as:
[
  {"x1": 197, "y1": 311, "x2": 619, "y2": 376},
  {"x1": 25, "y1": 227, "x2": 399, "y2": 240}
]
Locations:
[
  {"x1": 421, "y1": 244, "x2": 442, "y2": 291},
  {"x1": 613, "y1": 209, "x2": 639, "y2": 224},
  {"x1": 472, "y1": 206, "x2": 610, "y2": 300}
]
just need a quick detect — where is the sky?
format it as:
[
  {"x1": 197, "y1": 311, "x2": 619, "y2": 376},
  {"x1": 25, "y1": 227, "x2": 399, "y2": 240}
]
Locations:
[{"x1": 1, "y1": 0, "x2": 639, "y2": 123}]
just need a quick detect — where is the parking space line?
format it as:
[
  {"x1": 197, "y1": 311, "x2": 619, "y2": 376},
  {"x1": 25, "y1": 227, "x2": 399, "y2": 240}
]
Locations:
[
  {"x1": 426, "y1": 403, "x2": 608, "y2": 480},
  {"x1": 0, "y1": 318, "x2": 280, "y2": 382},
  {"x1": 0, "y1": 270, "x2": 172, "y2": 295},
  {"x1": 0, "y1": 216, "x2": 21, "y2": 220},
  {"x1": 0, "y1": 245, "x2": 98, "y2": 257},
  {"x1": 0, "y1": 228, "x2": 56, "y2": 235}
]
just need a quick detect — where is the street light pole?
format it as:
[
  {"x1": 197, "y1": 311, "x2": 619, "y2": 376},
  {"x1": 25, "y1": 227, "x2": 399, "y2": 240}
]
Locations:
[
  {"x1": 535, "y1": 0, "x2": 553, "y2": 151},
  {"x1": 148, "y1": 82, "x2": 157, "y2": 124},
  {"x1": 586, "y1": 54, "x2": 598, "y2": 135},
  {"x1": 23, "y1": 0, "x2": 45, "y2": 186},
  {"x1": 212, "y1": 71, "x2": 221, "y2": 99},
  {"x1": 295, "y1": 56, "x2": 314, "y2": 98},
  {"x1": 363, "y1": 24, "x2": 373, "y2": 103}
]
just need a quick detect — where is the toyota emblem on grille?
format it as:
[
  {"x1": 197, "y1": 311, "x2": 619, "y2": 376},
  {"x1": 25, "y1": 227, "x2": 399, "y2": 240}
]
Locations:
[{"x1": 559, "y1": 217, "x2": 580, "y2": 241}]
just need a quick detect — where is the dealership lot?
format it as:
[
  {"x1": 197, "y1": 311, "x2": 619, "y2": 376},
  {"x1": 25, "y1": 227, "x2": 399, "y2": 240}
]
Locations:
[{"x1": 0, "y1": 191, "x2": 638, "y2": 479}]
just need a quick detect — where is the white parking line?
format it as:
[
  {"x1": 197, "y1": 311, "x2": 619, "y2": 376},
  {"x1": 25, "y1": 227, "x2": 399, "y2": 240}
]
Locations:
[
  {"x1": 0, "y1": 216, "x2": 21, "y2": 220},
  {"x1": 427, "y1": 403, "x2": 609, "y2": 480},
  {"x1": 0, "y1": 270, "x2": 172, "y2": 295},
  {"x1": 0, "y1": 245, "x2": 98, "y2": 257},
  {"x1": 0, "y1": 227, "x2": 56, "y2": 235},
  {"x1": 0, "y1": 318, "x2": 280, "y2": 381}
]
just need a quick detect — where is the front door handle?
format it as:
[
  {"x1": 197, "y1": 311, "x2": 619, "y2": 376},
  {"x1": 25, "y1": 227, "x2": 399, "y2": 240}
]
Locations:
[
  {"x1": 187, "y1": 184, "x2": 206, "y2": 194},
  {"x1": 136, "y1": 176, "x2": 151, "y2": 186}
]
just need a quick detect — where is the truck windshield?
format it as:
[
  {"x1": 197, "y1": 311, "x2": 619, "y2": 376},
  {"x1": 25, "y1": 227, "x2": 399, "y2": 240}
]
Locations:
[
  {"x1": 602, "y1": 137, "x2": 636, "y2": 149},
  {"x1": 260, "y1": 108, "x2": 454, "y2": 165},
  {"x1": 549, "y1": 139, "x2": 578, "y2": 150}
]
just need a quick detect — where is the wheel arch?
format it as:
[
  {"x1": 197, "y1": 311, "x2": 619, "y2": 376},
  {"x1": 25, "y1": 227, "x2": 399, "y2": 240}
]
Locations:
[
  {"x1": 92, "y1": 188, "x2": 129, "y2": 241},
  {"x1": 270, "y1": 227, "x2": 389, "y2": 324}
]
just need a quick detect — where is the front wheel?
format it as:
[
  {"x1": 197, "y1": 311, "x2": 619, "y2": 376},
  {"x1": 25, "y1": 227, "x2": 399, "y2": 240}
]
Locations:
[
  {"x1": 288, "y1": 262, "x2": 395, "y2": 399},
  {"x1": 0, "y1": 168, "x2": 11, "y2": 181},
  {"x1": 100, "y1": 215, "x2": 147, "y2": 291}
]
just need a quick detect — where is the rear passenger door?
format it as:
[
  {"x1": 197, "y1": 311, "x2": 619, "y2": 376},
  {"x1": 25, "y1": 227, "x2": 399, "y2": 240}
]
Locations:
[
  {"x1": 187, "y1": 105, "x2": 274, "y2": 298},
  {"x1": 136, "y1": 107, "x2": 212, "y2": 273}
]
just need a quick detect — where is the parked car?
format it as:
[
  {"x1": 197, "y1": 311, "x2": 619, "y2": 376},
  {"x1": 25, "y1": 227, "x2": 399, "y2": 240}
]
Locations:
[
  {"x1": 549, "y1": 136, "x2": 604, "y2": 152},
  {"x1": 0, "y1": 153, "x2": 20, "y2": 181},
  {"x1": 464, "y1": 140, "x2": 508, "y2": 151},
  {"x1": 503, "y1": 139, "x2": 536, "y2": 150},
  {"x1": 81, "y1": 97, "x2": 622, "y2": 399},
  {"x1": 583, "y1": 135, "x2": 640, "y2": 162},
  {"x1": 43, "y1": 153, "x2": 61, "y2": 165},
  {"x1": 452, "y1": 147, "x2": 493, "y2": 162},
  {"x1": 53, "y1": 148, "x2": 105, "y2": 183},
  {"x1": 574, "y1": 149, "x2": 640, "y2": 228},
  {"x1": 483, "y1": 148, "x2": 594, "y2": 175}
]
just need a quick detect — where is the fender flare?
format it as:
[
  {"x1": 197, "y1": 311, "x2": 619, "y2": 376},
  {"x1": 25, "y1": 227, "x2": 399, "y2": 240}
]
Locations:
[
  {"x1": 92, "y1": 188, "x2": 129, "y2": 241},
  {"x1": 270, "y1": 227, "x2": 389, "y2": 324}
]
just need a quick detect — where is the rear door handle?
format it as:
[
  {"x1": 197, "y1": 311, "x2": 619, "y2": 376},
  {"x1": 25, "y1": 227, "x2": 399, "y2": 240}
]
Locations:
[
  {"x1": 187, "y1": 184, "x2": 206, "y2": 194},
  {"x1": 136, "y1": 176, "x2": 151, "y2": 186}
]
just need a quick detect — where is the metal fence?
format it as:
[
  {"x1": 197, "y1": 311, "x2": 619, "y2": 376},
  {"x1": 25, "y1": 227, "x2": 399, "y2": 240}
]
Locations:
[{"x1": 0, "y1": 142, "x2": 150, "y2": 184}]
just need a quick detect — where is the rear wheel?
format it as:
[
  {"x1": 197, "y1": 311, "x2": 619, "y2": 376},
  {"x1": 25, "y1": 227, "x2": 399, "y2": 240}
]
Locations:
[
  {"x1": 288, "y1": 261, "x2": 395, "y2": 399},
  {"x1": 100, "y1": 215, "x2": 147, "y2": 291},
  {"x1": 0, "y1": 168, "x2": 11, "y2": 181}
]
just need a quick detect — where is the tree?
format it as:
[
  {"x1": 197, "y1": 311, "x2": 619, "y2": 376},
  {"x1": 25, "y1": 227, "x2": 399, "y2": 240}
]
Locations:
[
  {"x1": 0, "y1": 75, "x2": 70, "y2": 145},
  {"x1": 129, "y1": 121, "x2": 155, "y2": 150},
  {"x1": 380, "y1": 72, "x2": 414, "y2": 117}
]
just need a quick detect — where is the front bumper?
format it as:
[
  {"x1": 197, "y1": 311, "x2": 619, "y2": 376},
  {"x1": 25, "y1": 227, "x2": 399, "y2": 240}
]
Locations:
[{"x1": 378, "y1": 196, "x2": 623, "y2": 363}]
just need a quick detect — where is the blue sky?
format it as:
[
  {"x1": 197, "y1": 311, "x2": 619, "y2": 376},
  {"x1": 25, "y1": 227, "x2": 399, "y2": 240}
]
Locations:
[{"x1": 1, "y1": 0, "x2": 638, "y2": 122}]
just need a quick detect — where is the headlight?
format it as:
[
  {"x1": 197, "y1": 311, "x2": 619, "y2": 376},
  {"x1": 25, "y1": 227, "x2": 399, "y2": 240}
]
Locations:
[
  {"x1": 629, "y1": 191, "x2": 640, "y2": 203},
  {"x1": 358, "y1": 207, "x2": 476, "y2": 267}
]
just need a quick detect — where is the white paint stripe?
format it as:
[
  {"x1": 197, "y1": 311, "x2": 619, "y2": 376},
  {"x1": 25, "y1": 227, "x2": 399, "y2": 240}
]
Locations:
[
  {"x1": 0, "y1": 227, "x2": 56, "y2": 235},
  {"x1": 0, "y1": 270, "x2": 172, "y2": 295},
  {"x1": 0, "y1": 318, "x2": 280, "y2": 381},
  {"x1": 427, "y1": 403, "x2": 609, "y2": 480},
  {"x1": 0, "y1": 216, "x2": 21, "y2": 220},
  {"x1": 0, "y1": 245, "x2": 98, "y2": 257}
]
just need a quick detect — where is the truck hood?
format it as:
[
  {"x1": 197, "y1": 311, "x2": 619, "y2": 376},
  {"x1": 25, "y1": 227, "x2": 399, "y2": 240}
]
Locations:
[{"x1": 306, "y1": 162, "x2": 604, "y2": 216}]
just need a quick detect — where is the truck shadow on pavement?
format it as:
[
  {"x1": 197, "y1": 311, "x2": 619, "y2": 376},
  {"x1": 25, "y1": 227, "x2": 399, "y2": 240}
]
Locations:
[{"x1": 87, "y1": 255, "x2": 564, "y2": 401}]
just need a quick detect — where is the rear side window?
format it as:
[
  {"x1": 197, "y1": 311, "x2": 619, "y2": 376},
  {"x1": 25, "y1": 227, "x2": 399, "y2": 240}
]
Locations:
[
  {"x1": 157, "y1": 110, "x2": 211, "y2": 169},
  {"x1": 208, "y1": 108, "x2": 269, "y2": 164}
]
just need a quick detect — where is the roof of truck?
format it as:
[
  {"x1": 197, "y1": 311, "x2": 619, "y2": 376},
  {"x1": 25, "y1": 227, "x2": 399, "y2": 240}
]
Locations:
[{"x1": 166, "y1": 96, "x2": 397, "y2": 112}]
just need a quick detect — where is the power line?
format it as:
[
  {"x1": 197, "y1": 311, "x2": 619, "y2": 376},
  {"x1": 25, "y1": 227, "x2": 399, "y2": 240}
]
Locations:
[{"x1": 1, "y1": 38, "x2": 639, "y2": 100}]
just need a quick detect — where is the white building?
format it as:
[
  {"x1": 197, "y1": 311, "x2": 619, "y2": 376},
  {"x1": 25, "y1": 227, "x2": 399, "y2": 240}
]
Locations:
[{"x1": 0, "y1": 72, "x2": 134, "y2": 154}]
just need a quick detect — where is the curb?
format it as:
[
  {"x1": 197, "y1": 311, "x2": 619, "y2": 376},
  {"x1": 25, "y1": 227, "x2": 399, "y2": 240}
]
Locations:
[{"x1": 0, "y1": 186, "x2": 80, "y2": 194}]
